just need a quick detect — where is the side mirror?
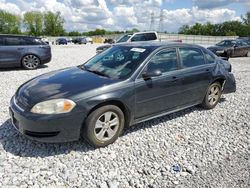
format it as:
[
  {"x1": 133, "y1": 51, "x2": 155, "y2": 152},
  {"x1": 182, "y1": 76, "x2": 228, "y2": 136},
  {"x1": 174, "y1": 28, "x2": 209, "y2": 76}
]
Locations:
[
  {"x1": 233, "y1": 44, "x2": 238, "y2": 48},
  {"x1": 142, "y1": 69, "x2": 162, "y2": 80}
]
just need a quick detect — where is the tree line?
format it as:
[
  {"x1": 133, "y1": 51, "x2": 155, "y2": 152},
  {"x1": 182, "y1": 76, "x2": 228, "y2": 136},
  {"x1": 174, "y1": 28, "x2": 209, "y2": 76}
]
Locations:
[
  {"x1": 178, "y1": 12, "x2": 250, "y2": 36},
  {"x1": 1, "y1": 9, "x2": 250, "y2": 37},
  {"x1": 0, "y1": 10, "x2": 139, "y2": 37},
  {"x1": 0, "y1": 10, "x2": 65, "y2": 36}
]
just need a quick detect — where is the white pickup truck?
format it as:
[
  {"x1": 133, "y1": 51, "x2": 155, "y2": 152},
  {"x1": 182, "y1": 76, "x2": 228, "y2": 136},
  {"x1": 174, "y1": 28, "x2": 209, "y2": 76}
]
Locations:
[{"x1": 96, "y1": 31, "x2": 160, "y2": 53}]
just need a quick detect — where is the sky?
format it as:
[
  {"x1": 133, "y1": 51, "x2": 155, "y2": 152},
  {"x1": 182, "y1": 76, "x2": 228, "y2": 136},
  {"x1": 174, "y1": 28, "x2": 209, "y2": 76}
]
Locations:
[{"x1": 0, "y1": 0, "x2": 250, "y2": 32}]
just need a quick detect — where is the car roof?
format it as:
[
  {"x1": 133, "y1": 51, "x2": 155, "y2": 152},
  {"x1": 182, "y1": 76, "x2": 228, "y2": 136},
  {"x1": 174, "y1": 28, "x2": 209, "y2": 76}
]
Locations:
[
  {"x1": 0, "y1": 34, "x2": 40, "y2": 39},
  {"x1": 113, "y1": 41, "x2": 204, "y2": 50}
]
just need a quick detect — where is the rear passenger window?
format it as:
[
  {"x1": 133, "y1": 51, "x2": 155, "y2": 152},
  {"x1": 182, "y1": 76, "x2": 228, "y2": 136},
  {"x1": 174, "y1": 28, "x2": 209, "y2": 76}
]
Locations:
[
  {"x1": 179, "y1": 48, "x2": 205, "y2": 68},
  {"x1": 23, "y1": 38, "x2": 43, "y2": 45},
  {"x1": 5, "y1": 37, "x2": 24, "y2": 46},
  {"x1": 145, "y1": 33, "x2": 157, "y2": 40},
  {"x1": 131, "y1": 33, "x2": 157, "y2": 42},
  {"x1": 145, "y1": 49, "x2": 178, "y2": 74},
  {"x1": 131, "y1": 34, "x2": 147, "y2": 42}
]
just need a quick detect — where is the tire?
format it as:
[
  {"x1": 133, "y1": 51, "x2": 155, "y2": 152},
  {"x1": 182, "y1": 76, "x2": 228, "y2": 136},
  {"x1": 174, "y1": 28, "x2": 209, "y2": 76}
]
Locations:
[
  {"x1": 201, "y1": 82, "x2": 222, "y2": 109},
  {"x1": 22, "y1": 54, "x2": 40, "y2": 70},
  {"x1": 82, "y1": 105, "x2": 125, "y2": 147}
]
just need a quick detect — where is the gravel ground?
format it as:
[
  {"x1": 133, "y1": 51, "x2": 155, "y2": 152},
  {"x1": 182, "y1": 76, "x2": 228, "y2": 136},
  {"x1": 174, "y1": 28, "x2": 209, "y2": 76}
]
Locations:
[{"x1": 0, "y1": 44, "x2": 249, "y2": 188}]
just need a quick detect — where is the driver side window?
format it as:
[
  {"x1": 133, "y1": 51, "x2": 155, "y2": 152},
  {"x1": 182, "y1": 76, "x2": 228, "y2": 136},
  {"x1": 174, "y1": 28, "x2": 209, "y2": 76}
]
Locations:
[{"x1": 145, "y1": 48, "x2": 178, "y2": 74}]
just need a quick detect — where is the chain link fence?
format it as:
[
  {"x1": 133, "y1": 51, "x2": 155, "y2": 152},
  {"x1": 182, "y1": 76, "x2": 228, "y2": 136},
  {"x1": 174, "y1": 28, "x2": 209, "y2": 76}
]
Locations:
[{"x1": 47, "y1": 33, "x2": 238, "y2": 46}]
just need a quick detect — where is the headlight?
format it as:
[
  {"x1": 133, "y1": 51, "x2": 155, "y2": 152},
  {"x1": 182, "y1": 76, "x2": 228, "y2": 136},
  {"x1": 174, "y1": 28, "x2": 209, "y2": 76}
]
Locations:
[{"x1": 31, "y1": 99, "x2": 76, "y2": 114}]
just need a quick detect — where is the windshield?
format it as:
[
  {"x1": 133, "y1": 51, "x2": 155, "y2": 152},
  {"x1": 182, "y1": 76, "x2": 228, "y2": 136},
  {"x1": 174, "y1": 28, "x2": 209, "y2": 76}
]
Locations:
[
  {"x1": 82, "y1": 45, "x2": 152, "y2": 79},
  {"x1": 116, "y1": 34, "x2": 132, "y2": 43}
]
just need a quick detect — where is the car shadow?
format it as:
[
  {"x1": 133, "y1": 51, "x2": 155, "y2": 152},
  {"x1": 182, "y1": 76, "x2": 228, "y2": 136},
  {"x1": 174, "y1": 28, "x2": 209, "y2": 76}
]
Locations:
[
  {"x1": 0, "y1": 119, "x2": 94, "y2": 158},
  {"x1": 0, "y1": 97, "x2": 227, "y2": 158},
  {"x1": 122, "y1": 97, "x2": 227, "y2": 136},
  {"x1": 0, "y1": 65, "x2": 48, "y2": 72}
]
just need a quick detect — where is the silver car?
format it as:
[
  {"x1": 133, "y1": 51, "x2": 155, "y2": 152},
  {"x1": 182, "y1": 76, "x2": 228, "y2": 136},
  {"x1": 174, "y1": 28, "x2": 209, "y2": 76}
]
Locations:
[{"x1": 0, "y1": 35, "x2": 51, "y2": 70}]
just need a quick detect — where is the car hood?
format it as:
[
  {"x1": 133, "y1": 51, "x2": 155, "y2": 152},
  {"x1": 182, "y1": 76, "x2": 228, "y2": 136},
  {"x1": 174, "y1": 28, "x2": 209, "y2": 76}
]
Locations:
[{"x1": 16, "y1": 66, "x2": 118, "y2": 108}]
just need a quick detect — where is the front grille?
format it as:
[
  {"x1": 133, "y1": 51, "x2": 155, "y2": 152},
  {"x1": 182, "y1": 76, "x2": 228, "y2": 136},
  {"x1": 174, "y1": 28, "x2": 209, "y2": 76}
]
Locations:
[{"x1": 24, "y1": 130, "x2": 60, "y2": 138}]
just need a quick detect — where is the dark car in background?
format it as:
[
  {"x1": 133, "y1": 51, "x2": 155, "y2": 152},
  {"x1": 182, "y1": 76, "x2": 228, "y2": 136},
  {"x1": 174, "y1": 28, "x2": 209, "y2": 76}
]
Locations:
[
  {"x1": 237, "y1": 37, "x2": 250, "y2": 45},
  {"x1": 56, "y1": 38, "x2": 68, "y2": 45},
  {"x1": 9, "y1": 42, "x2": 236, "y2": 147},
  {"x1": 208, "y1": 39, "x2": 250, "y2": 58},
  {"x1": 104, "y1": 38, "x2": 115, "y2": 44},
  {"x1": 72, "y1": 37, "x2": 93, "y2": 44},
  {"x1": 207, "y1": 40, "x2": 236, "y2": 55},
  {"x1": 0, "y1": 35, "x2": 51, "y2": 70}
]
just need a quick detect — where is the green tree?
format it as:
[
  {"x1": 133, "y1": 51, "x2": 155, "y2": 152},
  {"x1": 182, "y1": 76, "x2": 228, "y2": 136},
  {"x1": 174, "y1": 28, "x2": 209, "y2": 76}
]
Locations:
[
  {"x1": 179, "y1": 25, "x2": 190, "y2": 34},
  {"x1": 68, "y1": 31, "x2": 82, "y2": 36},
  {"x1": 23, "y1": 11, "x2": 43, "y2": 36},
  {"x1": 44, "y1": 11, "x2": 65, "y2": 36},
  {"x1": 242, "y1": 12, "x2": 250, "y2": 26},
  {"x1": 0, "y1": 10, "x2": 21, "y2": 34}
]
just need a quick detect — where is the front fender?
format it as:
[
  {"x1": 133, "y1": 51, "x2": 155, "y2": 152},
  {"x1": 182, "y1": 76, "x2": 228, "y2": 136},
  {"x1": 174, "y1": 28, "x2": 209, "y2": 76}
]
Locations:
[{"x1": 76, "y1": 86, "x2": 135, "y2": 125}]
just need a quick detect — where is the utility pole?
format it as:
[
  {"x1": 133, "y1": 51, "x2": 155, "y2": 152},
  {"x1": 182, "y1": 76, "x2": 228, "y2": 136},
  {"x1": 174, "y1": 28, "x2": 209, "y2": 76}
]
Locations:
[
  {"x1": 149, "y1": 12, "x2": 155, "y2": 31},
  {"x1": 158, "y1": 9, "x2": 163, "y2": 33}
]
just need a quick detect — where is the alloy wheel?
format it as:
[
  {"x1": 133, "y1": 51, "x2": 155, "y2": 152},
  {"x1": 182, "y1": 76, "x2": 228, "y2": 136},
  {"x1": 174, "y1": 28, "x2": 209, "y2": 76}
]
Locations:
[
  {"x1": 94, "y1": 111, "x2": 120, "y2": 142},
  {"x1": 208, "y1": 85, "x2": 220, "y2": 106},
  {"x1": 22, "y1": 55, "x2": 40, "y2": 69}
]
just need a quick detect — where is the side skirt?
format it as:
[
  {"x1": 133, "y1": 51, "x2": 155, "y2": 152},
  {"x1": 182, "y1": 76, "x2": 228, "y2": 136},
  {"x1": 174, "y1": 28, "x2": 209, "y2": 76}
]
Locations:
[{"x1": 132, "y1": 102, "x2": 201, "y2": 125}]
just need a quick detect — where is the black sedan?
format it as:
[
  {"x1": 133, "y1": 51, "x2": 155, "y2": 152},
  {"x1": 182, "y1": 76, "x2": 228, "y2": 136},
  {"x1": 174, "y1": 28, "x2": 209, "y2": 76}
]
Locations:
[
  {"x1": 56, "y1": 38, "x2": 68, "y2": 45},
  {"x1": 208, "y1": 39, "x2": 250, "y2": 58},
  {"x1": 9, "y1": 42, "x2": 236, "y2": 147}
]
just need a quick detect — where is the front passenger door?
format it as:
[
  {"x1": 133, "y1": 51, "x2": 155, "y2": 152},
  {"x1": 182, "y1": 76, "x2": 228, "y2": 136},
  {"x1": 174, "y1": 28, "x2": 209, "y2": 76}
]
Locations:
[{"x1": 135, "y1": 48, "x2": 184, "y2": 119}]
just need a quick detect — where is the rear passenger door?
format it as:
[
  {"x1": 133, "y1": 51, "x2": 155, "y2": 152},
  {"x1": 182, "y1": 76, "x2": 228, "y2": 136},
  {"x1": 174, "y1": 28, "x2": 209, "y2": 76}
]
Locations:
[
  {"x1": 178, "y1": 48, "x2": 213, "y2": 104},
  {"x1": 0, "y1": 36, "x2": 24, "y2": 66},
  {"x1": 233, "y1": 41, "x2": 249, "y2": 57}
]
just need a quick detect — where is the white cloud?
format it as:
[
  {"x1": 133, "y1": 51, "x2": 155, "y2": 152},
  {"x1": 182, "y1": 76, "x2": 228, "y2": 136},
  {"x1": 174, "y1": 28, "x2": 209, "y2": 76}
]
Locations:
[
  {"x1": 0, "y1": 0, "x2": 246, "y2": 32},
  {"x1": 0, "y1": 0, "x2": 21, "y2": 14},
  {"x1": 193, "y1": 0, "x2": 250, "y2": 9}
]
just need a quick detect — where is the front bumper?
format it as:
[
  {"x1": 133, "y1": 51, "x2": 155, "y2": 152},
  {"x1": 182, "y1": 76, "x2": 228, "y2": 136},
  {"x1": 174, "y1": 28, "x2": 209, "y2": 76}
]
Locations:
[
  {"x1": 9, "y1": 97, "x2": 85, "y2": 143},
  {"x1": 223, "y1": 73, "x2": 236, "y2": 94}
]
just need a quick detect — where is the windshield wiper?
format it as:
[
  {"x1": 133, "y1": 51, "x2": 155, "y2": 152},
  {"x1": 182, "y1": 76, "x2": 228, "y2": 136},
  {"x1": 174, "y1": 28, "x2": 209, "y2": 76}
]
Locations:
[{"x1": 82, "y1": 65, "x2": 110, "y2": 78}]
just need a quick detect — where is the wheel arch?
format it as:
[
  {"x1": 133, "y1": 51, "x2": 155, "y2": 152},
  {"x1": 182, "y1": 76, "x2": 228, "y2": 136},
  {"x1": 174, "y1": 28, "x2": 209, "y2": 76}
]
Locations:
[
  {"x1": 86, "y1": 100, "x2": 131, "y2": 128},
  {"x1": 211, "y1": 77, "x2": 226, "y2": 87},
  {"x1": 20, "y1": 53, "x2": 41, "y2": 65}
]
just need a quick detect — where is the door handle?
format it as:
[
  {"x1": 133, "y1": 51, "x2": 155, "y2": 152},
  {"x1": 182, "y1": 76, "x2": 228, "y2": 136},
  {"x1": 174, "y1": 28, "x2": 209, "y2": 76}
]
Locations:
[
  {"x1": 17, "y1": 48, "x2": 24, "y2": 50},
  {"x1": 172, "y1": 76, "x2": 178, "y2": 82}
]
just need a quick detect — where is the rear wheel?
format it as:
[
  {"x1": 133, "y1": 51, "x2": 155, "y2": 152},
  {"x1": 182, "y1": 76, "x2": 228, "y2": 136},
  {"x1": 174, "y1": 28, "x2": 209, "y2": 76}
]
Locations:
[
  {"x1": 82, "y1": 105, "x2": 125, "y2": 147},
  {"x1": 22, "y1": 55, "x2": 40, "y2": 70},
  {"x1": 202, "y1": 82, "x2": 222, "y2": 109}
]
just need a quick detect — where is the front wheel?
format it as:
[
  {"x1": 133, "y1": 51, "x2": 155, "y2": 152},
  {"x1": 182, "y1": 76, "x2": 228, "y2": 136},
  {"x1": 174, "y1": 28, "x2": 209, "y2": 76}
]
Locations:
[
  {"x1": 202, "y1": 82, "x2": 222, "y2": 109},
  {"x1": 82, "y1": 105, "x2": 125, "y2": 147},
  {"x1": 22, "y1": 55, "x2": 40, "y2": 70}
]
